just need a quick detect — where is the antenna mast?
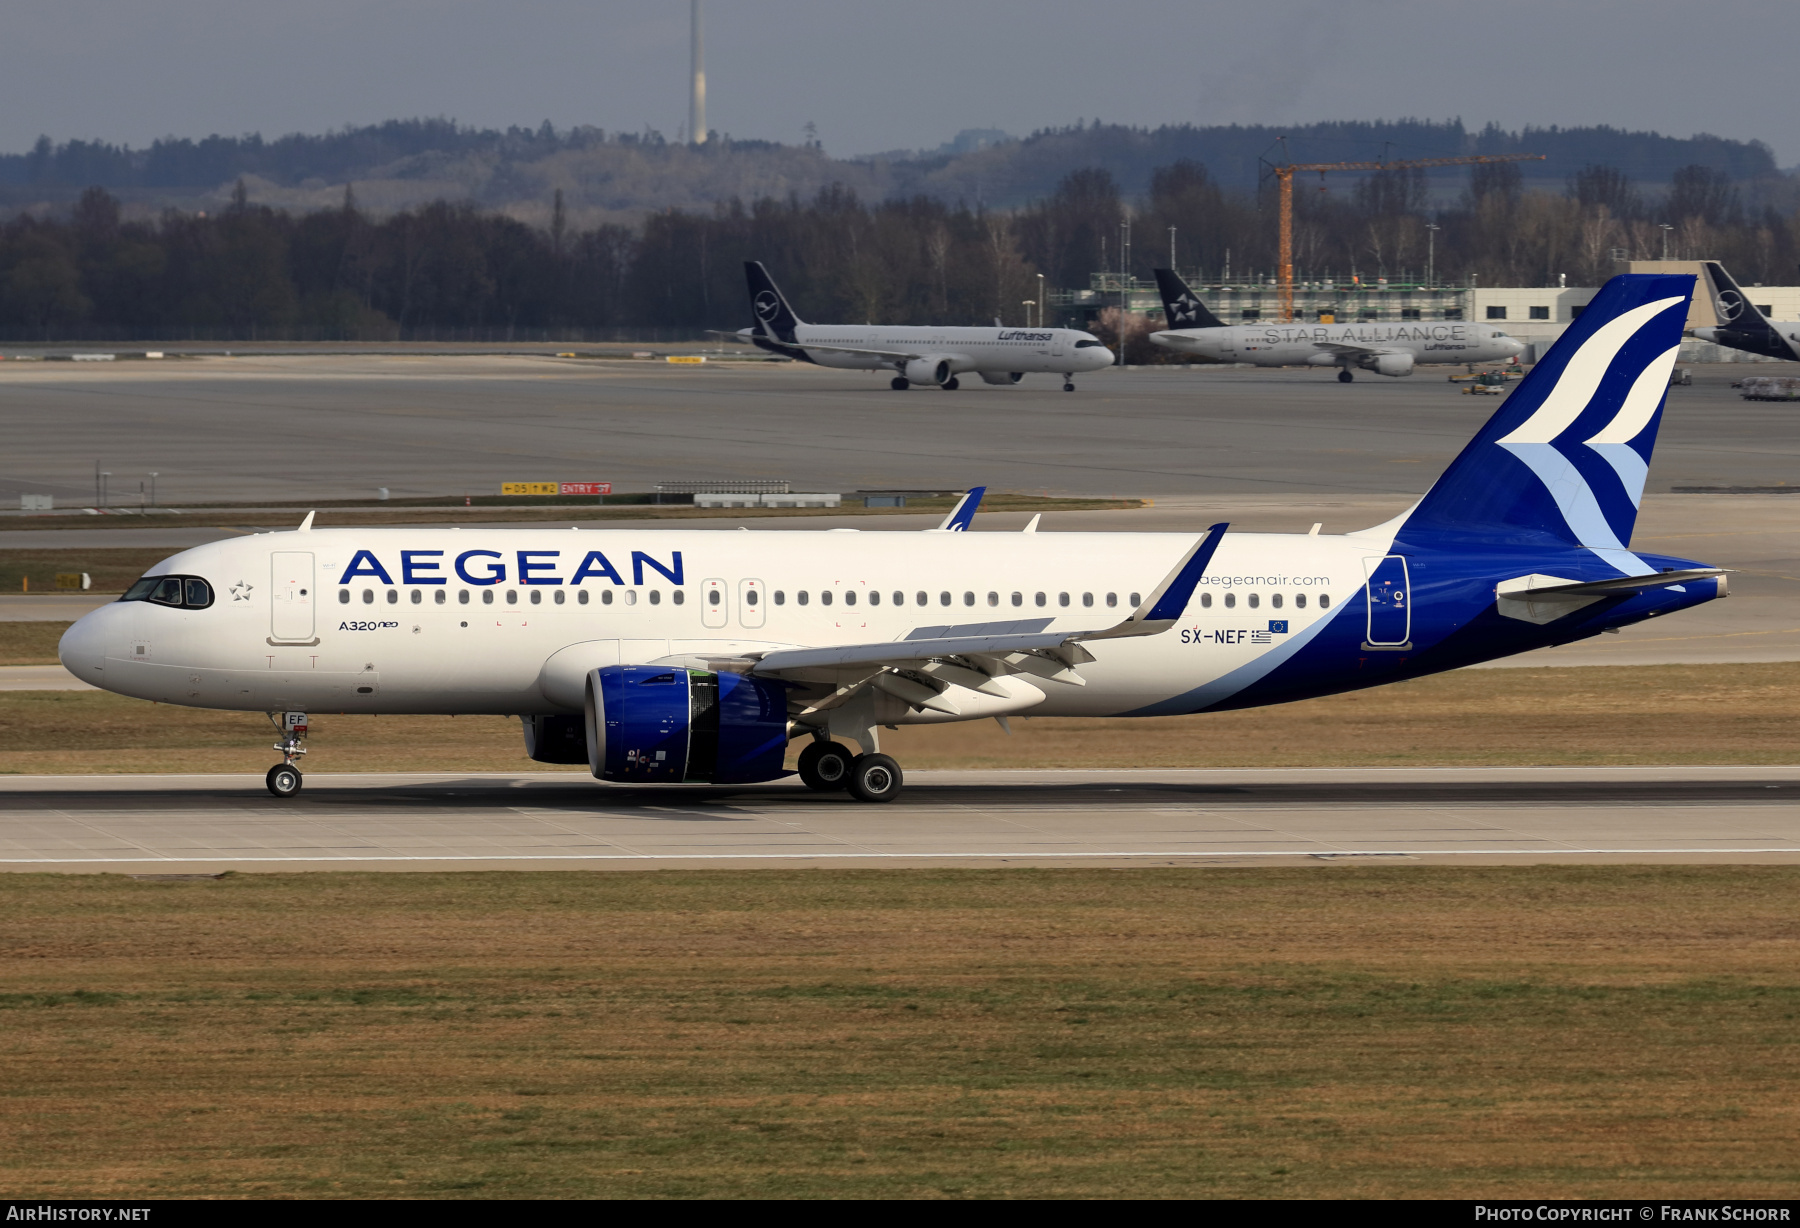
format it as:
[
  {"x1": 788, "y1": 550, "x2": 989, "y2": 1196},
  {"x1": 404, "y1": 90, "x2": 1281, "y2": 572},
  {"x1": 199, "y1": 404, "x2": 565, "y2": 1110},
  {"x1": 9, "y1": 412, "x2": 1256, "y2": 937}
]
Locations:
[{"x1": 690, "y1": 0, "x2": 706, "y2": 146}]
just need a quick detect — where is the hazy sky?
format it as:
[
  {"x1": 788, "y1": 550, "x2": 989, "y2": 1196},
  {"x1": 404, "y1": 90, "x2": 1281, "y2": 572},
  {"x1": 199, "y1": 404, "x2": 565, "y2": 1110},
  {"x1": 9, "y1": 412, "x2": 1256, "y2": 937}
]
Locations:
[{"x1": 5, "y1": 1, "x2": 1798, "y2": 165}]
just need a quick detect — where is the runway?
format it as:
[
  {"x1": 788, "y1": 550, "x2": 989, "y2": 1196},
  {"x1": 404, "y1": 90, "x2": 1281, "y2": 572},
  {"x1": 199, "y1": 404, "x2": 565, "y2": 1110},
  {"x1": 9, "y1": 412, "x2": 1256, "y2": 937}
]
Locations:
[{"x1": 5, "y1": 767, "x2": 1799, "y2": 871}]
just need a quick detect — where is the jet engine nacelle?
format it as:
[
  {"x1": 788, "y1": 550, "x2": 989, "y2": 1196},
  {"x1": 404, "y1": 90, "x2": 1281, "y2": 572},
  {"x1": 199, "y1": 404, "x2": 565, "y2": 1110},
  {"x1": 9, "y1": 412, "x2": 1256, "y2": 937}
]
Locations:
[
  {"x1": 523, "y1": 714, "x2": 588, "y2": 764},
  {"x1": 979, "y1": 371, "x2": 1024, "y2": 386},
  {"x1": 583, "y1": 665, "x2": 789, "y2": 784},
  {"x1": 903, "y1": 357, "x2": 954, "y2": 386},
  {"x1": 1369, "y1": 352, "x2": 1415, "y2": 377}
]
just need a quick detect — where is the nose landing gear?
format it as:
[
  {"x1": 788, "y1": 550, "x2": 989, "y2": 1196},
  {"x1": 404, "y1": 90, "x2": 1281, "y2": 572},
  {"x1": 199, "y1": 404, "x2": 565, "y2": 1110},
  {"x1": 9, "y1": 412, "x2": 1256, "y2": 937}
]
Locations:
[
  {"x1": 265, "y1": 710, "x2": 308, "y2": 797},
  {"x1": 1062, "y1": 376, "x2": 1076, "y2": 391}
]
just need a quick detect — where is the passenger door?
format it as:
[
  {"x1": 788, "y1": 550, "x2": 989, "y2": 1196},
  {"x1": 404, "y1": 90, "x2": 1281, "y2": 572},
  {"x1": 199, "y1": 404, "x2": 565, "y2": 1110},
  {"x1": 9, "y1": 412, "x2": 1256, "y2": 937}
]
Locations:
[
  {"x1": 270, "y1": 551, "x2": 316, "y2": 643},
  {"x1": 1362, "y1": 555, "x2": 1411, "y2": 649},
  {"x1": 738, "y1": 578, "x2": 765, "y2": 629}
]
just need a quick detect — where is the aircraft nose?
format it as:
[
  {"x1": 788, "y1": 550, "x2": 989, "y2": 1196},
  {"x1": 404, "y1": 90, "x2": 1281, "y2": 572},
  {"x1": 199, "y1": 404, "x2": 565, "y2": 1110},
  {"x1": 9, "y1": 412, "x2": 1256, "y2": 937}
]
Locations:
[{"x1": 59, "y1": 606, "x2": 113, "y2": 683}]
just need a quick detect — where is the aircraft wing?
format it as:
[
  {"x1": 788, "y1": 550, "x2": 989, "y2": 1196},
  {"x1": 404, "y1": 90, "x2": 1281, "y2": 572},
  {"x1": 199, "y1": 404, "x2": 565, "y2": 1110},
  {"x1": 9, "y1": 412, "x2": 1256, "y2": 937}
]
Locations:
[
  {"x1": 773, "y1": 339, "x2": 922, "y2": 361},
  {"x1": 745, "y1": 523, "x2": 1229, "y2": 688}
]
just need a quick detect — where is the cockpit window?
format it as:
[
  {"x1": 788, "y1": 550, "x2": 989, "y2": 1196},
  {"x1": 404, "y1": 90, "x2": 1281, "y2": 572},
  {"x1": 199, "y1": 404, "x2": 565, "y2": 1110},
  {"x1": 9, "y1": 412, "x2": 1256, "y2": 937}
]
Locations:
[
  {"x1": 1074, "y1": 338, "x2": 1106, "y2": 349},
  {"x1": 120, "y1": 574, "x2": 214, "y2": 610}
]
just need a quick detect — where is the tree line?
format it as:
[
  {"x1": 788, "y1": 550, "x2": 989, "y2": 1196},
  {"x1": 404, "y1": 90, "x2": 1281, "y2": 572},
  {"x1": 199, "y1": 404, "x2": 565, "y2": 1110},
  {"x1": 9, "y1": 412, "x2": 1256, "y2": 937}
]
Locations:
[{"x1": 2, "y1": 159, "x2": 1797, "y2": 341}]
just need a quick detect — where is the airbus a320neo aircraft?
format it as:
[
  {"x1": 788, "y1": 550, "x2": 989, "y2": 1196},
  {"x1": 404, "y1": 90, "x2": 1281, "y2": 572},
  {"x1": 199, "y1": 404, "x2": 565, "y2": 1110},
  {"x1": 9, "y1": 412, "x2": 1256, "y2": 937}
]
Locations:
[
  {"x1": 61, "y1": 274, "x2": 1725, "y2": 803},
  {"x1": 1148, "y1": 267, "x2": 1525, "y2": 380},
  {"x1": 734, "y1": 261, "x2": 1116, "y2": 390},
  {"x1": 1691, "y1": 260, "x2": 1800, "y2": 362}
]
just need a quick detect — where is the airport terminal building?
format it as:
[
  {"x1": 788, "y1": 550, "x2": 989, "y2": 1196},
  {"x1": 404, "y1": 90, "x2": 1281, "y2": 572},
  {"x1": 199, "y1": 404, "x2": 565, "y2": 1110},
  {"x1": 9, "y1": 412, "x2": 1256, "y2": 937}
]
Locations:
[{"x1": 1064, "y1": 260, "x2": 1800, "y2": 363}]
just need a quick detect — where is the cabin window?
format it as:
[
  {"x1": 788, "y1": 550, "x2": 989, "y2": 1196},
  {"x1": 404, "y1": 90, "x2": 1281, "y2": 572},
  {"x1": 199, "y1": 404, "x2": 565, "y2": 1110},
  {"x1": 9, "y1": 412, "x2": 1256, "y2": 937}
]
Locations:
[
  {"x1": 625, "y1": 590, "x2": 637, "y2": 606},
  {"x1": 386, "y1": 589, "x2": 399, "y2": 604},
  {"x1": 1201, "y1": 592, "x2": 1212, "y2": 609},
  {"x1": 844, "y1": 590, "x2": 857, "y2": 607},
  {"x1": 506, "y1": 590, "x2": 518, "y2": 605},
  {"x1": 868, "y1": 590, "x2": 880, "y2": 606},
  {"x1": 798, "y1": 591, "x2": 809, "y2": 606},
  {"x1": 1035, "y1": 592, "x2": 1046, "y2": 607},
  {"x1": 1271, "y1": 593, "x2": 1283, "y2": 609},
  {"x1": 1130, "y1": 592, "x2": 1141, "y2": 606},
  {"x1": 1083, "y1": 593, "x2": 1093, "y2": 607},
  {"x1": 1059, "y1": 592, "x2": 1070, "y2": 607},
  {"x1": 964, "y1": 592, "x2": 976, "y2": 607},
  {"x1": 410, "y1": 589, "x2": 422, "y2": 604},
  {"x1": 1225, "y1": 593, "x2": 1236, "y2": 609},
  {"x1": 773, "y1": 590, "x2": 785, "y2": 606},
  {"x1": 1295, "y1": 593, "x2": 1306, "y2": 609},
  {"x1": 458, "y1": 590, "x2": 469, "y2": 604},
  {"x1": 1011, "y1": 592, "x2": 1023, "y2": 607},
  {"x1": 362, "y1": 589, "x2": 374, "y2": 604},
  {"x1": 1319, "y1": 593, "x2": 1331, "y2": 609},
  {"x1": 746, "y1": 590, "x2": 759, "y2": 606},
  {"x1": 554, "y1": 590, "x2": 564, "y2": 605},
  {"x1": 708, "y1": 589, "x2": 721, "y2": 606},
  {"x1": 1248, "y1": 593, "x2": 1259, "y2": 609},
  {"x1": 578, "y1": 590, "x2": 589, "y2": 605},
  {"x1": 482, "y1": 591, "x2": 494, "y2": 605},
  {"x1": 987, "y1": 592, "x2": 999, "y2": 607},
  {"x1": 820, "y1": 591, "x2": 833, "y2": 607},
  {"x1": 1106, "y1": 592, "x2": 1117, "y2": 608},
  {"x1": 914, "y1": 591, "x2": 926, "y2": 606},
  {"x1": 649, "y1": 590, "x2": 662, "y2": 605},
  {"x1": 672, "y1": 590, "x2": 684, "y2": 605},
  {"x1": 530, "y1": 590, "x2": 542, "y2": 605},
  {"x1": 434, "y1": 590, "x2": 446, "y2": 605},
  {"x1": 940, "y1": 592, "x2": 952, "y2": 606},
  {"x1": 339, "y1": 589, "x2": 350, "y2": 604}
]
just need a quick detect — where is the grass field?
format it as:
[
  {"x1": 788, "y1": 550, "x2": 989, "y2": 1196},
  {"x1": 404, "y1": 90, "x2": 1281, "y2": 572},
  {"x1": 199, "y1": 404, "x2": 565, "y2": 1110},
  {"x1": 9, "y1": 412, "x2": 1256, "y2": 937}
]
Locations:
[
  {"x1": 2, "y1": 867, "x2": 1797, "y2": 1198},
  {"x1": 2, "y1": 659, "x2": 1797, "y2": 774}
]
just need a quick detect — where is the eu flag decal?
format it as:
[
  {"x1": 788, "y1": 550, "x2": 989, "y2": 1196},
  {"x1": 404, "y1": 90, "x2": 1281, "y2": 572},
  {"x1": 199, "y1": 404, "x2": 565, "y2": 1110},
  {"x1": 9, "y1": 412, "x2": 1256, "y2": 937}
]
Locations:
[{"x1": 1268, "y1": 620, "x2": 1289, "y2": 634}]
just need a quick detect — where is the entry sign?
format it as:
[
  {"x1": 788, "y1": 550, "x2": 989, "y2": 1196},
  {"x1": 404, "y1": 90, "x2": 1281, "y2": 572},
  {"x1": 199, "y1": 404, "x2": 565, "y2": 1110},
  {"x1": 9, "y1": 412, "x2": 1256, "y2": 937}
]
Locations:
[{"x1": 500, "y1": 482, "x2": 612, "y2": 496}]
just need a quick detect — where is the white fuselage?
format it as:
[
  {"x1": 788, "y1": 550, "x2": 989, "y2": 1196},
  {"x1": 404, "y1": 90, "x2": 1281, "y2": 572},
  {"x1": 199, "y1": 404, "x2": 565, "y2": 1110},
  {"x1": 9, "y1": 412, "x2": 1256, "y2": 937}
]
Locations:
[
  {"x1": 1151, "y1": 321, "x2": 1524, "y2": 371},
  {"x1": 59, "y1": 525, "x2": 1380, "y2": 720},
  {"x1": 744, "y1": 324, "x2": 1116, "y2": 382}
]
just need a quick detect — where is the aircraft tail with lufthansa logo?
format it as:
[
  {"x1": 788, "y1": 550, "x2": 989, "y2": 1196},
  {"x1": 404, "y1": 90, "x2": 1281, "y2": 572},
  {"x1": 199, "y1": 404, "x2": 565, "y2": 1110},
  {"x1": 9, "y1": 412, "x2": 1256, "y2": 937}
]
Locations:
[
  {"x1": 744, "y1": 261, "x2": 805, "y2": 345},
  {"x1": 1694, "y1": 261, "x2": 1799, "y2": 361}
]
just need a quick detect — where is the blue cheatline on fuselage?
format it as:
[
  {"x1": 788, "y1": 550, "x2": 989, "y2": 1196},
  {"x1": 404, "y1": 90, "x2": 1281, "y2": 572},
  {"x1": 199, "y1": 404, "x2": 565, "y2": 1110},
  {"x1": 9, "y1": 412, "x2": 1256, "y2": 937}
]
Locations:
[{"x1": 1131, "y1": 273, "x2": 1714, "y2": 717}]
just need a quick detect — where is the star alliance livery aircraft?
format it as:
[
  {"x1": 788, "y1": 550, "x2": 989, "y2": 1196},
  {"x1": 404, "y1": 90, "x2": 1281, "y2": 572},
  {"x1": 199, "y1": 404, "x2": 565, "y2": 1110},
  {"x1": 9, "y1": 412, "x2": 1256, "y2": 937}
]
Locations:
[
  {"x1": 1149, "y1": 267, "x2": 1524, "y2": 380},
  {"x1": 1691, "y1": 260, "x2": 1800, "y2": 362},
  {"x1": 61, "y1": 275, "x2": 1724, "y2": 802},
  {"x1": 735, "y1": 261, "x2": 1116, "y2": 391}
]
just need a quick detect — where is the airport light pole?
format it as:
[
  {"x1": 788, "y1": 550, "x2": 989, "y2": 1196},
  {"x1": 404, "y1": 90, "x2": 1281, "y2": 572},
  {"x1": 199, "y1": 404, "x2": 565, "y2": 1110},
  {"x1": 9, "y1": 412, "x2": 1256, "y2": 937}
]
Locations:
[
  {"x1": 149, "y1": 472, "x2": 157, "y2": 507},
  {"x1": 1426, "y1": 222, "x2": 1439, "y2": 288},
  {"x1": 1036, "y1": 274, "x2": 1045, "y2": 328},
  {"x1": 1022, "y1": 300, "x2": 1035, "y2": 328},
  {"x1": 1169, "y1": 226, "x2": 1177, "y2": 275},
  {"x1": 1659, "y1": 223, "x2": 1673, "y2": 260}
]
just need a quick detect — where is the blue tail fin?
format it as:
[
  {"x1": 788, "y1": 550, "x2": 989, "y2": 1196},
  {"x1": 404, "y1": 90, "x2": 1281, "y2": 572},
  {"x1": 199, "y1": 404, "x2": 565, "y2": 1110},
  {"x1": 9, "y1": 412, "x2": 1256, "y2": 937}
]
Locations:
[
  {"x1": 1396, "y1": 273, "x2": 1692, "y2": 562},
  {"x1": 1152, "y1": 268, "x2": 1225, "y2": 329},
  {"x1": 745, "y1": 261, "x2": 804, "y2": 342}
]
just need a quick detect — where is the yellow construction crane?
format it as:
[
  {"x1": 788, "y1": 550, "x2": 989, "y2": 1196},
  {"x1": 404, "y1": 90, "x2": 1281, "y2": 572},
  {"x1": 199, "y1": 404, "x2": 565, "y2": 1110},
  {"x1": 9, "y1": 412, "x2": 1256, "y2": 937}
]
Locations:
[{"x1": 1267, "y1": 151, "x2": 1545, "y2": 321}]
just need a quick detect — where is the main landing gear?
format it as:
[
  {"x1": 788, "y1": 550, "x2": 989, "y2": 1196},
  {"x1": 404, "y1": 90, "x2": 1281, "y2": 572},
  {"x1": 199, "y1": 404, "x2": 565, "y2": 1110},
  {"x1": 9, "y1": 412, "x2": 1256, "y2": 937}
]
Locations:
[
  {"x1": 265, "y1": 711, "x2": 308, "y2": 797},
  {"x1": 890, "y1": 376, "x2": 909, "y2": 390},
  {"x1": 1337, "y1": 369, "x2": 1355, "y2": 383},
  {"x1": 941, "y1": 376, "x2": 960, "y2": 391},
  {"x1": 797, "y1": 738, "x2": 904, "y2": 803}
]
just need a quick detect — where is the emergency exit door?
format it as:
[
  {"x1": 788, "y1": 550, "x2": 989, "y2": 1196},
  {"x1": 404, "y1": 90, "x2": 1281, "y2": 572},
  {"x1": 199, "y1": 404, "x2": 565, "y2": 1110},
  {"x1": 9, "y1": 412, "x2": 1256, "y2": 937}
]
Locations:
[
  {"x1": 1362, "y1": 555, "x2": 1411, "y2": 649},
  {"x1": 270, "y1": 551, "x2": 316, "y2": 642}
]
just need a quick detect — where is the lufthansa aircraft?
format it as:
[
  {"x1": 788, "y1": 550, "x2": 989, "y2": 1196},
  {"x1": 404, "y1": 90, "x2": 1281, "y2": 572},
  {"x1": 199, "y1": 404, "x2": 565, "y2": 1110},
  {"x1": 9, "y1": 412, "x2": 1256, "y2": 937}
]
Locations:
[
  {"x1": 735, "y1": 261, "x2": 1115, "y2": 391},
  {"x1": 1691, "y1": 261, "x2": 1800, "y2": 361},
  {"x1": 1148, "y1": 267, "x2": 1525, "y2": 380},
  {"x1": 61, "y1": 275, "x2": 1724, "y2": 803}
]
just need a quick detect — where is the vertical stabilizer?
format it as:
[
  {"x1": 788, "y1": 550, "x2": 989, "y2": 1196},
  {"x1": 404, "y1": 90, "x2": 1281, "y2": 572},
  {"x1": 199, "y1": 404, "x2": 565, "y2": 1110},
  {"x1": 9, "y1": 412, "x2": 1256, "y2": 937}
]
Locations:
[
  {"x1": 1396, "y1": 273, "x2": 1693, "y2": 563},
  {"x1": 1152, "y1": 268, "x2": 1225, "y2": 329},
  {"x1": 744, "y1": 261, "x2": 804, "y2": 343}
]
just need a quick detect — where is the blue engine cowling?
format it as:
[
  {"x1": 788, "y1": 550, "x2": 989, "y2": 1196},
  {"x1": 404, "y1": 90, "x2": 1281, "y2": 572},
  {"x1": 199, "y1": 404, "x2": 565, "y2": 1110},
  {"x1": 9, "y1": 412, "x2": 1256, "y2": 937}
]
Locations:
[{"x1": 583, "y1": 665, "x2": 790, "y2": 783}]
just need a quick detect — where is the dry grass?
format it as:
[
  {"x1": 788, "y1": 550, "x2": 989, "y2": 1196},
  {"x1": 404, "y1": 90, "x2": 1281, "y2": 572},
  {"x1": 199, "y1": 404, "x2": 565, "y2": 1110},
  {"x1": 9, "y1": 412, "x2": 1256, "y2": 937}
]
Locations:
[
  {"x1": 0, "y1": 552, "x2": 172, "y2": 595},
  {"x1": 2, "y1": 867, "x2": 1798, "y2": 1198},
  {"x1": 2, "y1": 662, "x2": 1798, "y2": 775},
  {"x1": 0, "y1": 622, "x2": 68, "y2": 666}
]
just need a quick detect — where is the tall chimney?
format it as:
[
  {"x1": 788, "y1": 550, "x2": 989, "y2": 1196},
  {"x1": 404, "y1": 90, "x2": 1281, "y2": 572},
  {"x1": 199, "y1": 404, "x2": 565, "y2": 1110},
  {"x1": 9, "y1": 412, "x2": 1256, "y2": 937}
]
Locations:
[{"x1": 689, "y1": 0, "x2": 706, "y2": 146}]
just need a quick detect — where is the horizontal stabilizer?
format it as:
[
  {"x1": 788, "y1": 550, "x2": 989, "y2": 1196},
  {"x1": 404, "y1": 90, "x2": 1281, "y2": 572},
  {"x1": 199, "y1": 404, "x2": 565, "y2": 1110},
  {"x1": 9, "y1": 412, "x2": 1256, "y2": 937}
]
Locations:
[{"x1": 1499, "y1": 569, "x2": 1728, "y2": 600}]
